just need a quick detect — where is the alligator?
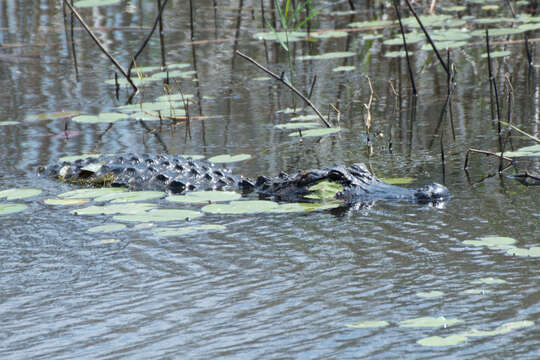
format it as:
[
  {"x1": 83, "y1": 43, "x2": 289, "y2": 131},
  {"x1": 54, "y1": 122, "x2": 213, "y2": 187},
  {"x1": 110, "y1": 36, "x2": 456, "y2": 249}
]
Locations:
[{"x1": 38, "y1": 153, "x2": 450, "y2": 205}]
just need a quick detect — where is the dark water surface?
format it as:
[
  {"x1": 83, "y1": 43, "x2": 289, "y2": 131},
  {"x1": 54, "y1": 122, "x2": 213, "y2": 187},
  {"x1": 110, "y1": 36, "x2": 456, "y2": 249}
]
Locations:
[{"x1": 1, "y1": 1, "x2": 539, "y2": 359}]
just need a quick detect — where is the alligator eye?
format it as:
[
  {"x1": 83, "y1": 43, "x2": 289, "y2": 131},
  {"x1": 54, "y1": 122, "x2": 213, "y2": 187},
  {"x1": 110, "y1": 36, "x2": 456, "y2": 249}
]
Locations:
[{"x1": 328, "y1": 170, "x2": 345, "y2": 181}]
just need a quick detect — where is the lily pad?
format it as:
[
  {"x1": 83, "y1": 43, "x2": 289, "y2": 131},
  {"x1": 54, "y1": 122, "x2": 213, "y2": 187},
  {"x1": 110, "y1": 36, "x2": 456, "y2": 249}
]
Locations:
[
  {"x1": 87, "y1": 223, "x2": 127, "y2": 233},
  {"x1": 417, "y1": 334, "x2": 468, "y2": 347},
  {"x1": 116, "y1": 101, "x2": 187, "y2": 114},
  {"x1": 208, "y1": 154, "x2": 252, "y2": 163},
  {"x1": 421, "y1": 41, "x2": 467, "y2": 50},
  {"x1": 167, "y1": 63, "x2": 191, "y2": 70},
  {"x1": 305, "y1": 180, "x2": 343, "y2": 201},
  {"x1": 333, "y1": 66, "x2": 356, "y2": 72},
  {"x1": 155, "y1": 93, "x2": 194, "y2": 102},
  {"x1": 154, "y1": 224, "x2": 226, "y2": 236},
  {"x1": 383, "y1": 32, "x2": 424, "y2": 45},
  {"x1": 72, "y1": 202, "x2": 156, "y2": 215},
  {"x1": 498, "y1": 144, "x2": 540, "y2": 157},
  {"x1": 0, "y1": 121, "x2": 19, "y2": 126},
  {"x1": 507, "y1": 246, "x2": 540, "y2": 257},
  {"x1": 290, "y1": 114, "x2": 319, "y2": 121},
  {"x1": 167, "y1": 191, "x2": 241, "y2": 204},
  {"x1": 462, "y1": 288, "x2": 490, "y2": 295},
  {"x1": 44, "y1": 198, "x2": 89, "y2": 206},
  {"x1": 345, "y1": 320, "x2": 390, "y2": 328},
  {"x1": 253, "y1": 31, "x2": 307, "y2": 42},
  {"x1": 59, "y1": 187, "x2": 127, "y2": 199},
  {"x1": 113, "y1": 208, "x2": 202, "y2": 222},
  {"x1": 275, "y1": 122, "x2": 320, "y2": 130},
  {"x1": 384, "y1": 51, "x2": 413, "y2": 58},
  {"x1": 481, "y1": 51, "x2": 512, "y2": 58},
  {"x1": 381, "y1": 177, "x2": 414, "y2": 185},
  {"x1": 95, "y1": 190, "x2": 164, "y2": 203},
  {"x1": 24, "y1": 111, "x2": 80, "y2": 122},
  {"x1": 347, "y1": 20, "x2": 394, "y2": 28},
  {"x1": 416, "y1": 291, "x2": 444, "y2": 298},
  {"x1": 463, "y1": 236, "x2": 517, "y2": 249},
  {"x1": 0, "y1": 203, "x2": 27, "y2": 215},
  {"x1": 0, "y1": 188, "x2": 42, "y2": 200},
  {"x1": 465, "y1": 320, "x2": 534, "y2": 337},
  {"x1": 72, "y1": 112, "x2": 128, "y2": 124},
  {"x1": 399, "y1": 316, "x2": 463, "y2": 328},
  {"x1": 298, "y1": 52, "x2": 356, "y2": 60},
  {"x1": 288, "y1": 128, "x2": 341, "y2": 137},
  {"x1": 74, "y1": 0, "x2": 120, "y2": 7},
  {"x1": 311, "y1": 31, "x2": 348, "y2": 39},
  {"x1": 471, "y1": 277, "x2": 506, "y2": 285},
  {"x1": 202, "y1": 200, "x2": 280, "y2": 214}
]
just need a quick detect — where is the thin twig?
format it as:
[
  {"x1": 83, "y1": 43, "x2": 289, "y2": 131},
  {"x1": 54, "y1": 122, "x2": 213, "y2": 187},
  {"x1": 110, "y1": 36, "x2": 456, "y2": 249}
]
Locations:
[
  {"x1": 62, "y1": 0, "x2": 137, "y2": 91},
  {"x1": 464, "y1": 148, "x2": 513, "y2": 169},
  {"x1": 235, "y1": 50, "x2": 331, "y2": 127},
  {"x1": 393, "y1": 0, "x2": 416, "y2": 95}
]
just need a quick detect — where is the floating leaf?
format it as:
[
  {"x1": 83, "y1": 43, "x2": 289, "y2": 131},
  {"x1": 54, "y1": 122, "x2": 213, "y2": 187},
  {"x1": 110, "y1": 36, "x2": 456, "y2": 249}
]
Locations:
[
  {"x1": 465, "y1": 320, "x2": 534, "y2": 337},
  {"x1": 87, "y1": 223, "x2": 127, "y2": 233},
  {"x1": 131, "y1": 65, "x2": 161, "y2": 74},
  {"x1": 95, "y1": 190, "x2": 164, "y2": 203},
  {"x1": 208, "y1": 154, "x2": 252, "y2": 163},
  {"x1": 154, "y1": 224, "x2": 226, "y2": 236},
  {"x1": 498, "y1": 144, "x2": 540, "y2": 157},
  {"x1": 167, "y1": 63, "x2": 191, "y2": 70},
  {"x1": 113, "y1": 208, "x2": 202, "y2": 222},
  {"x1": 471, "y1": 28, "x2": 522, "y2": 37},
  {"x1": 431, "y1": 29, "x2": 472, "y2": 41},
  {"x1": 381, "y1": 177, "x2": 414, "y2": 185},
  {"x1": 311, "y1": 30, "x2": 348, "y2": 39},
  {"x1": 482, "y1": 5, "x2": 499, "y2": 10},
  {"x1": 416, "y1": 291, "x2": 444, "y2": 298},
  {"x1": 288, "y1": 128, "x2": 341, "y2": 137},
  {"x1": 384, "y1": 51, "x2": 413, "y2": 58},
  {"x1": 421, "y1": 41, "x2": 467, "y2": 50},
  {"x1": 44, "y1": 198, "x2": 89, "y2": 206},
  {"x1": 24, "y1": 111, "x2": 80, "y2": 122},
  {"x1": 443, "y1": 5, "x2": 467, "y2": 11},
  {"x1": 202, "y1": 200, "x2": 280, "y2": 214},
  {"x1": 93, "y1": 238, "x2": 120, "y2": 245},
  {"x1": 298, "y1": 52, "x2": 356, "y2": 60},
  {"x1": 167, "y1": 191, "x2": 241, "y2": 204},
  {"x1": 347, "y1": 20, "x2": 394, "y2": 28},
  {"x1": 383, "y1": 32, "x2": 424, "y2": 45},
  {"x1": 399, "y1": 317, "x2": 463, "y2": 328},
  {"x1": 116, "y1": 101, "x2": 187, "y2": 114},
  {"x1": 74, "y1": 0, "x2": 120, "y2": 7},
  {"x1": 345, "y1": 320, "x2": 389, "y2": 328},
  {"x1": 275, "y1": 122, "x2": 321, "y2": 130},
  {"x1": 155, "y1": 93, "x2": 194, "y2": 102},
  {"x1": 507, "y1": 246, "x2": 540, "y2": 257},
  {"x1": 290, "y1": 114, "x2": 319, "y2": 121},
  {"x1": 481, "y1": 51, "x2": 512, "y2": 58},
  {"x1": 253, "y1": 31, "x2": 307, "y2": 42},
  {"x1": 0, "y1": 188, "x2": 42, "y2": 200},
  {"x1": 72, "y1": 202, "x2": 156, "y2": 215},
  {"x1": 305, "y1": 180, "x2": 343, "y2": 201},
  {"x1": 0, "y1": 203, "x2": 27, "y2": 215},
  {"x1": 463, "y1": 236, "x2": 517, "y2": 249},
  {"x1": 462, "y1": 289, "x2": 490, "y2": 295},
  {"x1": 0, "y1": 121, "x2": 19, "y2": 126},
  {"x1": 72, "y1": 112, "x2": 128, "y2": 124},
  {"x1": 471, "y1": 277, "x2": 506, "y2": 284},
  {"x1": 59, "y1": 187, "x2": 127, "y2": 199},
  {"x1": 417, "y1": 334, "x2": 468, "y2": 347},
  {"x1": 333, "y1": 65, "x2": 356, "y2": 72}
]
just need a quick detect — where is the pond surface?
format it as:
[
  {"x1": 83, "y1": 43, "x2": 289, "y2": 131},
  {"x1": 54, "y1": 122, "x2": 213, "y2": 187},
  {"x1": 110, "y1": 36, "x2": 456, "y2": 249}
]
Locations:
[{"x1": 1, "y1": 0, "x2": 539, "y2": 358}]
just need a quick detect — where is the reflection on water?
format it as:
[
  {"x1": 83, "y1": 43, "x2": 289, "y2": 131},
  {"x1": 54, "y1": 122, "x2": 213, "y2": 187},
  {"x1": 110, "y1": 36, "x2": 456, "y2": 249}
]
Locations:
[{"x1": 0, "y1": 1, "x2": 539, "y2": 358}]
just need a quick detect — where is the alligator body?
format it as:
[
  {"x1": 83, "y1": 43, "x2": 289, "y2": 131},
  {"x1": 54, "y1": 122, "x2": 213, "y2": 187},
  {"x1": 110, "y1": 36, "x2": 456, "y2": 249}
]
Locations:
[{"x1": 39, "y1": 153, "x2": 450, "y2": 205}]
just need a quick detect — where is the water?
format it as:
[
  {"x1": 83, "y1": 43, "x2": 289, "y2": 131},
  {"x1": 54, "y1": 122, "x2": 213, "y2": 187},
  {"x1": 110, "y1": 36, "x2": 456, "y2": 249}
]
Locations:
[{"x1": 1, "y1": 1, "x2": 539, "y2": 358}]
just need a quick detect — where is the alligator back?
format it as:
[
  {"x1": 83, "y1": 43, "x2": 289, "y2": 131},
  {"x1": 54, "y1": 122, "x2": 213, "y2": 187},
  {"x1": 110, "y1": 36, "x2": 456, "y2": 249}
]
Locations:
[{"x1": 39, "y1": 154, "x2": 254, "y2": 193}]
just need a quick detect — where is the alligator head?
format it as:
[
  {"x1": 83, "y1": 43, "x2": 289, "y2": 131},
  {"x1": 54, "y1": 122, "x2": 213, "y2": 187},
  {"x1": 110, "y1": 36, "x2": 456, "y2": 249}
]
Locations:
[{"x1": 254, "y1": 163, "x2": 450, "y2": 205}]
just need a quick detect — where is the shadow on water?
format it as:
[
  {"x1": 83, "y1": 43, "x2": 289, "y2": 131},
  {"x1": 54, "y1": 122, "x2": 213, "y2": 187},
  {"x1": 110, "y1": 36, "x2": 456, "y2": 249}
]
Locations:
[{"x1": 0, "y1": 0, "x2": 539, "y2": 358}]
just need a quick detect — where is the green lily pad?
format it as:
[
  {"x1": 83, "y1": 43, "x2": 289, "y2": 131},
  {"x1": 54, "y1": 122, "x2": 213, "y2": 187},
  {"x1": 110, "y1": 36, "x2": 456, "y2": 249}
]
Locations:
[
  {"x1": 381, "y1": 177, "x2": 414, "y2": 185},
  {"x1": 311, "y1": 30, "x2": 348, "y2": 39},
  {"x1": 288, "y1": 128, "x2": 341, "y2": 137},
  {"x1": 290, "y1": 114, "x2": 319, "y2": 121},
  {"x1": 481, "y1": 51, "x2": 512, "y2": 58},
  {"x1": 272, "y1": 202, "x2": 342, "y2": 213},
  {"x1": 383, "y1": 32, "x2": 424, "y2": 45},
  {"x1": 417, "y1": 334, "x2": 468, "y2": 347},
  {"x1": 74, "y1": 0, "x2": 120, "y2": 7},
  {"x1": 507, "y1": 246, "x2": 540, "y2": 257},
  {"x1": 463, "y1": 236, "x2": 517, "y2": 249},
  {"x1": 345, "y1": 320, "x2": 389, "y2": 328},
  {"x1": 150, "y1": 70, "x2": 196, "y2": 81},
  {"x1": 167, "y1": 63, "x2": 191, "y2": 70},
  {"x1": 305, "y1": 180, "x2": 343, "y2": 201},
  {"x1": 154, "y1": 224, "x2": 226, "y2": 236},
  {"x1": 44, "y1": 198, "x2": 89, "y2": 206},
  {"x1": 208, "y1": 154, "x2": 252, "y2": 163},
  {"x1": 384, "y1": 51, "x2": 413, "y2": 58},
  {"x1": 416, "y1": 291, "x2": 444, "y2": 298},
  {"x1": 347, "y1": 20, "x2": 394, "y2": 28},
  {"x1": 59, "y1": 187, "x2": 127, "y2": 199},
  {"x1": 471, "y1": 277, "x2": 506, "y2": 284},
  {"x1": 116, "y1": 101, "x2": 187, "y2": 114},
  {"x1": 95, "y1": 190, "x2": 164, "y2": 203},
  {"x1": 465, "y1": 320, "x2": 534, "y2": 337},
  {"x1": 431, "y1": 29, "x2": 472, "y2": 41},
  {"x1": 518, "y1": 23, "x2": 540, "y2": 32},
  {"x1": 131, "y1": 65, "x2": 161, "y2": 74},
  {"x1": 401, "y1": 14, "x2": 453, "y2": 27},
  {"x1": 24, "y1": 111, "x2": 80, "y2": 122},
  {"x1": 253, "y1": 31, "x2": 307, "y2": 42},
  {"x1": 202, "y1": 200, "x2": 280, "y2": 214},
  {"x1": 104, "y1": 77, "x2": 153, "y2": 87},
  {"x1": 0, "y1": 203, "x2": 27, "y2": 215},
  {"x1": 87, "y1": 223, "x2": 127, "y2": 233},
  {"x1": 0, "y1": 188, "x2": 42, "y2": 200},
  {"x1": 421, "y1": 41, "x2": 467, "y2": 50},
  {"x1": 471, "y1": 28, "x2": 522, "y2": 37},
  {"x1": 92, "y1": 238, "x2": 120, "y2": 245},
  {"x1": 462, "y1": 288, "x2": 490, "y2": 295},
  {"x1": 167, "y1": 191, "x2": 241, "y2": 204},
  {"x1": 482, "y1": 5, "x2": 499, "y2": 10},
  {"x1": 113, "y1": 208, "x2": 202, "y2": 222},
  {"x1": 276, "y1": 108, "x2": 297, "y2": 114},
  {"x1": 155, "y1": 93, "x2": 194, "y2": 102},
  {"x1": 0, "y1": 121, "x2": 19, "y2": 126},
  {"x1": 72, "y1": 202, "x2": 156, "y2": 215},
  {"x1": 333, "y1": 66, "x2": 356, "y2": 72},
  {"x1": 498, "y1": 144, "x2": 540, "y2": 157},
  {"x1": 443, "y1": 5, "x2": 467, "y2": 11},
  {"x1": 72, "y1": 112, "x2": 128, "y2": 124},
  {"x1": 399, "y1": 317, "x2": 464, "y2": 328},
  {"x1": 275, "y1": 122, "x2": 321, "y2": 130},
  {"x1": 298, "y1": 52, "x2": 356, "y2": 60}
]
